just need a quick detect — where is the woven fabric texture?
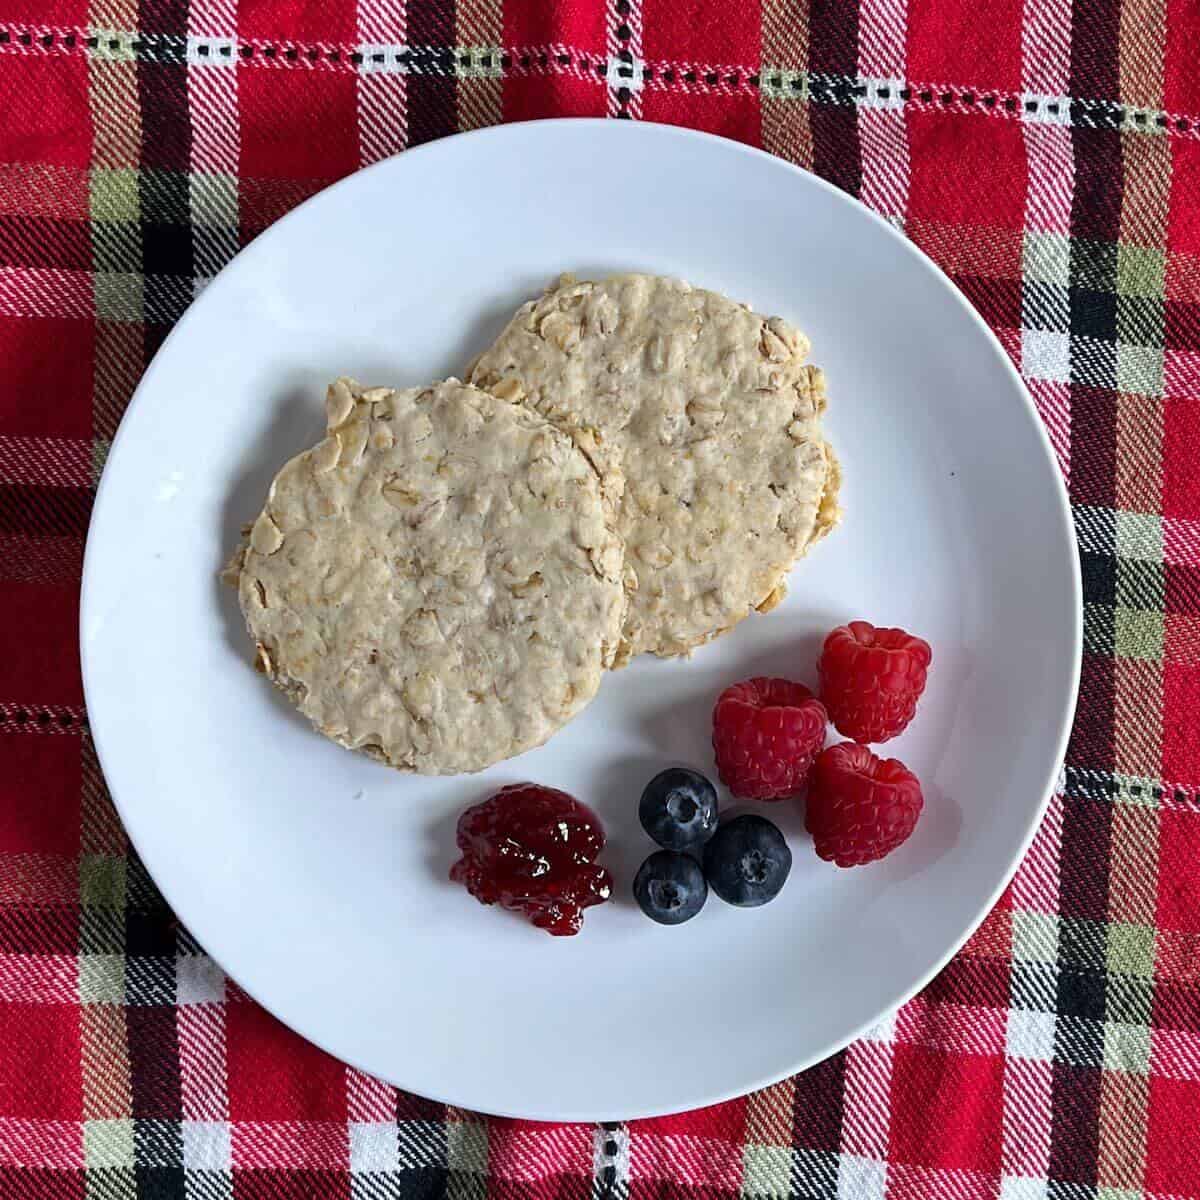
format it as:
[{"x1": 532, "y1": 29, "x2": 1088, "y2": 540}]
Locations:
[{"x1": 2, "y1": 0, "x2": 1200, "y2": 1194}]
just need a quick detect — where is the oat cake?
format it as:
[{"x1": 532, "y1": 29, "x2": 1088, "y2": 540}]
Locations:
[
  {"x1": 469, "y1": 274, "x2": 841, "y2": 663},
  {"x1": 228, "y1": 377, "x2": 626, "y2": 775}
]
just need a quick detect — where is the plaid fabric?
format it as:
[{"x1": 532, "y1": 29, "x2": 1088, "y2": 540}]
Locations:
[{"x1": 2, "y1": 0, "x2": 1200, "y2": 1192}]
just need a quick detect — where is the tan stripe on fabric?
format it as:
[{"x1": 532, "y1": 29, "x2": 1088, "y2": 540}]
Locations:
[
  {"x1": 964, "y1": 905, "x2": 1013, "y2": 959},
  {"x1": 0, "y1": 854, "x2": 78, "y2": 904},
  {"x1": 88, "y1": 61, "x2": 142, "y2": 171},
  {"x1": 456, "y1": 0, "x2": 503, "y2": 131},
  {"x1": 1118, "y1": 0, "x2": 1167, "y2": 111},
  {"x1": 0, "y1": 534, "x2": 83, "y2": 586},
  {"x1": 762, "y1": 0, "x2": 811, "y2": 163},
  {"x1": 1120, "y1": 135, "x2": 1172, "y2": 251},
  {"x1": 457, "y1": 0, "x2": 502, "y2": 48},
  {"x1": 81, "y1": 1005, "x2": 133, "y2": 1119},
  {"x1": 907, "y1": 219, "x2": 1023, "y2": 279},
  {"x1": 458, "y1": 78, "x2": 503, "y2": 132},
  {"x1": 1116, "y1": 395, "x2": 1163, "y2": 511},
  {"x1": 1114, "y1": 659, "x2": 1164, "y2": 780},
  {"x1": 92, "y1": 322, "x2": 145, "y2": 445},
  {"x1": 762, "y1": 98, "x2": 814, "y2": 170},
  {"x1": 89, "y1": 0, "x2": 144, "y2": 170},
  {"x1": 742, "y1": 1078, "x2": 797, "y2": 1147},
  {"x1": 90, "y1": 0, "x2": 137, "y2": 24},
  {"x1": 1096, "y1": 1068, "x2": 1150, "y2": 1190},
  {"x1": 0, "y1": 164, "x2": 89, "y2": 220},
  {"x1": 81, "y1": 738, "x2": 125, "y2": 857},
  {"x1": 762, "y1": 0, "x2": 809, "y2": 69},
  {"x1": 1107, "y1": 805, "x2": 1161, "y2": 926},
  {"x1": 1111, "y1": 10, "x2": 1169, "y2": 1037},
  {"x1": 445, "y1": 1109, "x2": 489, "y2": 1200}
]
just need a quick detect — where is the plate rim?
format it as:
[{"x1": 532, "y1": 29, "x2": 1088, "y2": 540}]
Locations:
[{"x1": 81, "y1": 117, "x2": 1083, "y2": 1121}]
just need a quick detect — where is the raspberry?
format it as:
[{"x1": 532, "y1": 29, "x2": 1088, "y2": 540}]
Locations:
[
  {"x1": 712, "y1": 677, "x2": 827, "y2": 801},
  {"x1": 805, "y1": 742, "x2": 923, "y2": 866},
  {"x1": 450, "y1": 783, "x2": 612, "y2": 935},
  {"x1": 818, "y1": 621, "x2": 932, "y2": 743}
]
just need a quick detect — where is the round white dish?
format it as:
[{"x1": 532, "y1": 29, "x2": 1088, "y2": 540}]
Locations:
[{"x1": 82, "y1": 119, "x2": 1081, "y2": 1121}]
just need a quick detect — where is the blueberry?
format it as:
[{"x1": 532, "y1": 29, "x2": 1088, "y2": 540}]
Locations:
[
  {"x1": 633, "y1": 851, "x2": 708, "y2": 925},
  {"x1": 702, "y1": 815, "x2": 791, "y2": 907},
  {"x1": 639, "y1": 767, "x2": 719, "y2": 851}
]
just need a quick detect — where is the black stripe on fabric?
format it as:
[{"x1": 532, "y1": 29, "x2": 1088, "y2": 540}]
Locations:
[
  {"x1": 0, "y1": 484, "x2": 93, "y2": 537},
  {"x1": 138, "y1": 62, "x2": 192, "y2": 176},
  {"x1": 923, "y1": 957, "x2": 1011, "y2": 1009},
  {"x1": 810, "y1": 106, "x2": 862, "y2": 199},
  {"x1": 1069, "y1": 0, "x2": 1121, "y2": 101},
  {"x1": 1057, "y1": 919, "x2": 1108, "y2": 988},
  {"x1": 0, "y1": 906, "x2": 79, "y2": 955},
  {"x1": 1166, "y1": 561, "x2": 1200, "y2": 619},
  {"x1": 1061, "y1": 767, "x2": 1113, "y2": 796},
  {"x1": 407, "y1": 44, "x2": 458, "y2": 76},
  {"x1": 1069, "y1": 387, "x2": 1117, "y2": 508},
  {"x1": 396, "y1": 1091, "x2": 447, "y2": 1123},
  {"x1": 789, "y1": 1147, "x2": 840, "y2": 1198},
  {"x1": 1057, "y1": 798, "x2": 1113, "y2": 942},
  {"x1": 0, "y1": 215, "x2": 93, "y2": 271},
  {"x1": 134, "y1": 1118, "x2": 185, "y2": 1169},
  {"x1": 958, "y1": 275, "x2": 1022, "y2": 332},
  {"x1": 1023, "y1": 280, "x2": 1072, "y2": 333},
  {"x1": 0, "y1": 1168, "x2": 87, "y2": 1197},
  {"x1": 1047, "y1": 1062, "x2": 1104, "y2": 1186},
  {"x1": 1055, "y1": 1011, "x2": 1106, "y2": 1068},
  {"x1": 1066, "y1": 0, "x2": 1121, "y2": 899},
  {"x1": 397, "y1": 1122, "x2": 449, "y2": 1171},
  {"x1": 406, "y1": 1, "x2": 458, "y2": 146},
  {"x1": 137, "y1": 0, "x2": 192, "y2": 339},
  {"x1": 1059, "y1": 803, "x2": 1113, "y2": 926},
  {"x1": 808, "y1": 0, "x2": 859, "y2": 75},
  {"x1": 126, "y1": 907, "x2": 177, "y2": 958},
  {"x1": 1154, "y1": 980, "x2": 1200, "y2": 1034},
  {"x1": 1070, "y1": 335, "x2": 1118, "y2": 392},
  {"x1": 1081, "y1": 552, "x2": 1116, "y2": 607},
  {"x1": 1084, "y1": 601, "x2": 1116, "y2": 659},
  {"x1": 144, "y1": 272, "x2": 195, "y2": 326},
  {"x1": 1069, "y1": 98, "x2": 1123, "y2": 130},
  {"x1": 1067, "y1": 653, "x2": 1116, "y2": 774},
  {"x1": 792, "y1": 1048, "x2": 845, "y2": 1151},
  {"x1": 126, "y1": 1006, "x2": 185, "y2": 1119},
  {"x1": 807, "y1": 72, "x2": 861, "y2": 107},
  {"x1": 134, "y1": 31, "x2": 188, "y2": 64},
  {"x1": 407, "y1": 75, "x2": 457, "y2": 146},
  {"x1": 373, "y1": 1168, "x2": 450, "y2": 1200},
  {"x1": 1070, "y1": 130, "x2": 1123, "y2": 246},
  {"x1": 134, "y1": 1167, "x2": 186, "y2": 1199},
  {"x1": 126, "y1": 956, "x2": 178, "y2": 1007},
  {"x1": 1069, "y1": 286, "x2": 1118, "y2": 343},
  {"x1": 807, "y1": 0, "x2": 862, "y2": 198},
  {"x1": 138, "y1": 0, "x2": 187, "y2": 37}
]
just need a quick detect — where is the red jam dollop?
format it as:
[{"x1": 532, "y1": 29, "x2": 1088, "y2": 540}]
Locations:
[{"x1": 450, "y1": 783, "x2": 612, "y2": 935}]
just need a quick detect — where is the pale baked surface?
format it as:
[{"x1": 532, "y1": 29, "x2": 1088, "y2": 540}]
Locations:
[
  {"x1": 470, "y1": 274, "x2": 841, "y2": 662},
  {"x1": 230, "y1": 378, "x2": 626, "y2": 775}
]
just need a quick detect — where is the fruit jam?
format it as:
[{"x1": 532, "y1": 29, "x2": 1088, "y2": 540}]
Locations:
[{"x1": 450, "y1": 783, "x2": 612, "y2": 935}]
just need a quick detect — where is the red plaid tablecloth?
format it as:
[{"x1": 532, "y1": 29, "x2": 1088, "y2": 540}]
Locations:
[{"x1": 3, "y1": 0, "x2": 1200, "y2": 1193}]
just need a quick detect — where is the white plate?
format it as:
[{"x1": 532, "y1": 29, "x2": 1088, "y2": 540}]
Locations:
[{"x1": 82, "y1": 119, "x2": 1081, "y2": 1121}]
